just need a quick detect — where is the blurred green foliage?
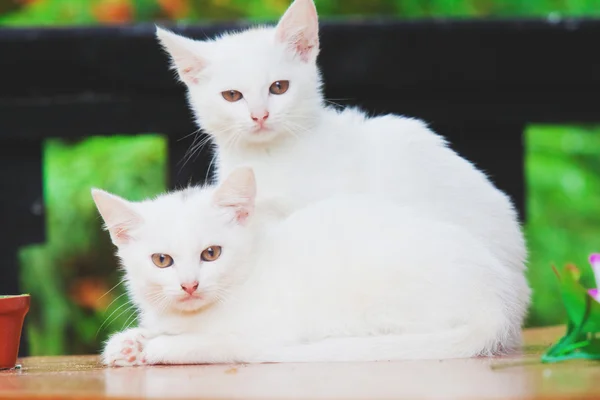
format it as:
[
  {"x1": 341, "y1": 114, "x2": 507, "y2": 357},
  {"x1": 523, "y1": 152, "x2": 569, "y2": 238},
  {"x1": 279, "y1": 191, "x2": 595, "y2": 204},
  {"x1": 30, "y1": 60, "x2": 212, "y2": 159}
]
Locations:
[
  {"x1": 525, "y1": 126, "x2": 600, "y2": 327},
  {"x1": 19, "y1": 136, "x2": 166, "y2": 355},
  {"x1": 6, "y1": 0, "x2": 600, "y2": 354},
  {"x1": 0, "y1": 0, "x2": 599, "y2": 26}
]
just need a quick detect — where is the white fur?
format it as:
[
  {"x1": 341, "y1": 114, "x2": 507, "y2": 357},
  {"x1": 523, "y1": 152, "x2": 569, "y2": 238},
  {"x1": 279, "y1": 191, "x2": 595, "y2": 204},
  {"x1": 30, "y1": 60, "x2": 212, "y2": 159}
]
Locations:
[
  {"x1": 155, "y1": 0, "x2": 529, "y2": 285},
  {"x1": 101, "y1": 0, "x2": 533, "y2": 365},
  {"x1": 93, "y1": 167, "x2": 528, "y2": 365}
]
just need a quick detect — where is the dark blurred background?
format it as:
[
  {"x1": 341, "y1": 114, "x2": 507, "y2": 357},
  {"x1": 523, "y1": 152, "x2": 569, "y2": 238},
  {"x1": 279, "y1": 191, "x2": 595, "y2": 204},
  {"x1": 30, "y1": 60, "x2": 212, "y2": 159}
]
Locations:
[{"x1": 1, "y1": 0, "x2": 599, "y2": 355}]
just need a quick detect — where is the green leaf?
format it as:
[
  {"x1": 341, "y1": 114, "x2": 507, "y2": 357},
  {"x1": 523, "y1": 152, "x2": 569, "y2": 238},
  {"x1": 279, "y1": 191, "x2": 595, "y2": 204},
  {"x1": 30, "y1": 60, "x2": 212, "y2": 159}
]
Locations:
[{"x1": 542, "y1": 264, "x2": 600, "y2": 362}]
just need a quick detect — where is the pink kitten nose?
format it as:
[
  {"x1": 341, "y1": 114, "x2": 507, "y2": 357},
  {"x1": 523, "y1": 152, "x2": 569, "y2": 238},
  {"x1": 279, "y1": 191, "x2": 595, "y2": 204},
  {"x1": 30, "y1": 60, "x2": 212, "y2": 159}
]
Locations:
[
  {"x1": 181, "y1": 281, "x2": 199, "y2": 295},
  {"x1": 251, "y1": 111, "x2": 269, "y2": 126}
]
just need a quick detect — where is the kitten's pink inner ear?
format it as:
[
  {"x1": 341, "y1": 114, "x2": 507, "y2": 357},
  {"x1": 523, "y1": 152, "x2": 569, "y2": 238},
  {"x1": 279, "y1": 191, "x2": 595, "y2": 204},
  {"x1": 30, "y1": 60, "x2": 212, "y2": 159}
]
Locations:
[
  {"x1": 213, "y1": 168, "x2": 257, "y2": 225},
  {"x1": 234, "y1": 208, "x2": 251, "y2": 225},
  {"x1": 156, "y1": 27, "x2": 205, "y2": 85},
  {"x1": 91, "y1": 189, "x2": 142, "y2": 245},
  {"x1": 275, "y1": 0, "x2": 319, "y2": 62},
  {"x1": 110, "y1": 225, "x2": 131, "y2": 244}
]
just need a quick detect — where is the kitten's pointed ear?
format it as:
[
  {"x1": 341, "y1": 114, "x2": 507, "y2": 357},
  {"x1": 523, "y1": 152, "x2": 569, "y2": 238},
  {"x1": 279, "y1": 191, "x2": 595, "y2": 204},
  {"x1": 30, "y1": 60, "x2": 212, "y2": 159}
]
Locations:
[
  {"x1": 275, "y1": 0, "x2": 319, "y2": 62},
  {"x1": 91, "y1": 189, "x2": 142, "y2": 245},
  {"x1": 156, "y1": 27, "x2": 206, "y2": 85},
  {"x1": 212, "y1": 168, "x2": 257, "y2": 225}
]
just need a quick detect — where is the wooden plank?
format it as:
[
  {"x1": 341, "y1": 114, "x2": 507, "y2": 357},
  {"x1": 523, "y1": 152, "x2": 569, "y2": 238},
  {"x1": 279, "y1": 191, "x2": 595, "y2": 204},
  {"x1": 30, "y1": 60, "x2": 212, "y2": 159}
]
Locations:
[{"x1": 2, "y1": 327, "x2": 599, "y2": 400}]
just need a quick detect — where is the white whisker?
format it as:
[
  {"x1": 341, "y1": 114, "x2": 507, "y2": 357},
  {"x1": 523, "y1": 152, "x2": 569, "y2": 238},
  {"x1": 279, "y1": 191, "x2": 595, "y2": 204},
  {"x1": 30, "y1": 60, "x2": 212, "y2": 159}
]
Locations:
[
  {"x1": 121, "y1": 310, "x2": 138, "y2": 331},
  {"x1": 103, "y1": 291, "x2": 128, "y2": 313},
  {"x1": 96, "y1": 300, "x2": 134, "y2": 337},
  {"x1": 97, "y1": 279, "x2": 125, "y2": 302}
]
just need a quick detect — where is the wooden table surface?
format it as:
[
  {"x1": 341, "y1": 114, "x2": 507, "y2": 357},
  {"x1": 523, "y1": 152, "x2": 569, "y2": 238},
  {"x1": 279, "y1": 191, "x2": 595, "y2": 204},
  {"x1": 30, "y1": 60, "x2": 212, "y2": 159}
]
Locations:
[{"x1": 0, "y1": 326, "x2": 598, "y2": 400}]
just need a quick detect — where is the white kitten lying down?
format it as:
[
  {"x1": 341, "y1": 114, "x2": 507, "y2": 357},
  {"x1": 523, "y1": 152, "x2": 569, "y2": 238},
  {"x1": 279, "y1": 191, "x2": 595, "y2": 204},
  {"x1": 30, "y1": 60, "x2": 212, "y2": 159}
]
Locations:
[{"x1": 93, "y1": 168, "x2": 528, "y2": 366}]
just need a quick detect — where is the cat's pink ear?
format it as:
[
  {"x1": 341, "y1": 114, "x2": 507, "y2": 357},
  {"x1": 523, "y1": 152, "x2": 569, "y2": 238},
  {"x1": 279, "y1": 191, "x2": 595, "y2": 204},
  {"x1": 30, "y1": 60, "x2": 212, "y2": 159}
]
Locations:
[
  {"x1": 91, "y1": 189, "x2": 142, "y2": 245},
  {"x1": 212, "y1": 167, "x2": 257, "y2": 225},
  {"x1": 156, "y1": 27, "x2": 206, "y2": 85},
  {"x1": 275, "y1": 0, "x2": 319, "y2": 62}
]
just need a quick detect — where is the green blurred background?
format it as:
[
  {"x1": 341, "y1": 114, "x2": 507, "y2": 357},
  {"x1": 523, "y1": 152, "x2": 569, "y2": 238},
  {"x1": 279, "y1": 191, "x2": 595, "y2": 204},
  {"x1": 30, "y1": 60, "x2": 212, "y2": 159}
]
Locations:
[{"x1": 2, "y1": 0, "x2": 599, "y2": 355}]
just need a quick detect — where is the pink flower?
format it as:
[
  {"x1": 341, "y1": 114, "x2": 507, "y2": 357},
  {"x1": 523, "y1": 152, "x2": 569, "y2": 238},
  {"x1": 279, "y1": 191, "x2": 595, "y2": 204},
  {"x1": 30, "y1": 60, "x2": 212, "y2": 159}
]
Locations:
[{"x1": 588, "y1": 253, "x2": 600, "y2": 301}]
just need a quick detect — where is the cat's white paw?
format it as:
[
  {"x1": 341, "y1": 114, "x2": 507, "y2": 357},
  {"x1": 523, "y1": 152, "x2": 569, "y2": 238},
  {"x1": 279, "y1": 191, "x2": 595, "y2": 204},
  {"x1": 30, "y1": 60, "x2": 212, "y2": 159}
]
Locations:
[
  {"x1": 142, "y1": 335, "x2": 171, "y2": 365},
  {"x1": 102, "y1": 328, "x2": 149, "y2": 367}
]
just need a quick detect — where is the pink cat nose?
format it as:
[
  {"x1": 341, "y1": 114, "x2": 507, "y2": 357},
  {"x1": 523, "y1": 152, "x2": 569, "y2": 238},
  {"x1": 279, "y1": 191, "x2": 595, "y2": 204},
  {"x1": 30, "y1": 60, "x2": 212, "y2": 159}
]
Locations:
[
  {"x1": 251, "y1": 111, "x2": 269, "y2": 124},
  {"x1": 181, "y1": 281, "x2": 199, "y2": 295}
]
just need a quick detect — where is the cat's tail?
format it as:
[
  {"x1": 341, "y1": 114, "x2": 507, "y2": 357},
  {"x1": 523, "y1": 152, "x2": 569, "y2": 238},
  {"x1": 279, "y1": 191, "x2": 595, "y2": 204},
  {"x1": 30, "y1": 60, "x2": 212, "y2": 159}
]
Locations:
[{"x1": 258, "y1": 325, "x2": 517, "y2": 362}]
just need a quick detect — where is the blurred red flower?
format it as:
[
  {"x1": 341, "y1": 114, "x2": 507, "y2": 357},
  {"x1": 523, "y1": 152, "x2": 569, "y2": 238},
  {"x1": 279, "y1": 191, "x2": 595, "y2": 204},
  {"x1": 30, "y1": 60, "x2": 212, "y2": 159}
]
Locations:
[
  {"x1": 158, "y1": 0, "x2": 190, "y2": 19},
  {"x1": 93, "y1": 0, "x2": 133, "y2": 24},
  {"x1": 70, "y1": 277, "x2": 113, "y2": 310}
]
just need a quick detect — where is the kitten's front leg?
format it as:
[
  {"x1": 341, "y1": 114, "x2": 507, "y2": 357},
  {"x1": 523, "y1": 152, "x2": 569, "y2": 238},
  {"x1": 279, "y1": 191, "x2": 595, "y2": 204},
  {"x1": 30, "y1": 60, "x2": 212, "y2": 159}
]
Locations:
[
  {"x1": 103, "y1": 327, "x2": 151, "y2": 367},
  {"x1": 144, "y1": 334, "x2": 259, "y2": 365}
]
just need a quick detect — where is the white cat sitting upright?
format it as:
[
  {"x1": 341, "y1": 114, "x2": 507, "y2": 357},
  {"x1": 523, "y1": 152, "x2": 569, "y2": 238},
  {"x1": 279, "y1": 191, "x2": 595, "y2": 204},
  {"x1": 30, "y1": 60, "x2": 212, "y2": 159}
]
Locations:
[
  {"x1": 155, "y1": 0, "x2": 530, "y2": 291},
  {"x1": 93, "y1": 168, "x2": 527, "y2": 366}
]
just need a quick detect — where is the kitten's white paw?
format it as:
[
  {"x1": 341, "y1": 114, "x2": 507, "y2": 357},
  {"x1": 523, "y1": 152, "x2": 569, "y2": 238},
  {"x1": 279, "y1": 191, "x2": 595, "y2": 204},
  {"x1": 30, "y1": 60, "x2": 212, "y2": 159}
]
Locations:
[
  {"x1": 102, "y1": 328, "x2": 149, "y2": 367},
  {"x1": 143, "y1": 335, "x2": 171, "y2": 365}
]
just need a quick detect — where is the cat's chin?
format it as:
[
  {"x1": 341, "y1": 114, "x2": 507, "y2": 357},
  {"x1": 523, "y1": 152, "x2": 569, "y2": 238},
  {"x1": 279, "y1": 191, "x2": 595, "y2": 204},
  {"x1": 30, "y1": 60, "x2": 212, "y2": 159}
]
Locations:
[
  {"x1": 172, "y1": 296, "x2": 208, "y2": 313},
  {"x1": 244, "y1": 128, "x2": 280, "y2": 144},
  {"x1": 221, "y1": 127, "x2": 287, "y2": 147}
]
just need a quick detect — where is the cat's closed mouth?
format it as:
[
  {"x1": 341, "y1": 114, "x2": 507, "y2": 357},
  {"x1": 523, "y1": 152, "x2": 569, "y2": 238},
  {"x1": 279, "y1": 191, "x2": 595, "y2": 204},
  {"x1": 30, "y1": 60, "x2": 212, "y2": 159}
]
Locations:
[
  {"x1": 179, "y1": 294, "x2": 202, "y2": 302},
  {"x1": 253, "y1": 127, "x2": 271, "y2": 134}
]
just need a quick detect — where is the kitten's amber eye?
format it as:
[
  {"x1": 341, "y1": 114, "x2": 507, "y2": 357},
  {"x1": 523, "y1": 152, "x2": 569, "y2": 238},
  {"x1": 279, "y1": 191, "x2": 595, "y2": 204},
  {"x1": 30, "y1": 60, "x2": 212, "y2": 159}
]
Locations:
[
  {"x1": 151, "y1": 253, "x2": 174, "y2": 268},
  {"x1": 201, "y1": 246, "x2": 222, "y2": 262},
  {"x1": 222, "y1": 90, "x2": 243, "y2": 102},
  {"x1": 269, "y1": 80, "x2": 289, "y2": 95}
]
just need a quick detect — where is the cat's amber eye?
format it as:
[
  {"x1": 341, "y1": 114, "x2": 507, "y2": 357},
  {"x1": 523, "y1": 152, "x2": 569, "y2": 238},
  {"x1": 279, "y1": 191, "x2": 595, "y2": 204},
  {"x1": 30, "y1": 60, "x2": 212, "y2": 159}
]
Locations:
[
  {"x1": 201, "y1": 246, "x2": 222, "y2": 262},
  {"x1": 269, "y1": 80, "x2": 289, "y2": 95},
  {"x1": 151, "y1": 253, "x2": 174, "y2": 268},
  {"x1": 222, "y1": 90, "x2": 243, "y2": 102}
]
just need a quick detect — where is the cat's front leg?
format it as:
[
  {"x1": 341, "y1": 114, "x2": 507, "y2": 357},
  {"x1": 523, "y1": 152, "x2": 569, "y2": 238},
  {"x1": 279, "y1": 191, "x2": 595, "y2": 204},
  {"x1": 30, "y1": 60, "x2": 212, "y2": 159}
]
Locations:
[
  {"x1": 144, "y1": 334, "x2": 258, "y2": 365},
  {"x1": 102, "y1": 327, "x2": 151, "y2": 367}
]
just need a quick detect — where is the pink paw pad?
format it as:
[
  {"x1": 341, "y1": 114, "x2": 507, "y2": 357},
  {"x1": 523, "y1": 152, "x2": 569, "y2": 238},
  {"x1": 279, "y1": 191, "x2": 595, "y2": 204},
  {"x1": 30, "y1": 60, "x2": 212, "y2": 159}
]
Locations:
[{"x1": 104, "y1": 330, "x2": 148, "y2": 367}]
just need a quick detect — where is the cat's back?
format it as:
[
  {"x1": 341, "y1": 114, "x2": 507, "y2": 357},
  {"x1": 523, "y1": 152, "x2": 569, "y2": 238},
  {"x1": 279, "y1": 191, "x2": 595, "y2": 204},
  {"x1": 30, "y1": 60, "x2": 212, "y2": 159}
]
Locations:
[
  {"x1": 267, "y1": 193, "x2": 498, "y2": 277},
  {"x1": 322, "y1": 106, "x2": 526, "y2": 274},
  {"x1": 320, "y1": 107, "x2": 444, "y2": 146},
  {"x1": 254, "y1": 194, "x2": 520, "y2": 338}
]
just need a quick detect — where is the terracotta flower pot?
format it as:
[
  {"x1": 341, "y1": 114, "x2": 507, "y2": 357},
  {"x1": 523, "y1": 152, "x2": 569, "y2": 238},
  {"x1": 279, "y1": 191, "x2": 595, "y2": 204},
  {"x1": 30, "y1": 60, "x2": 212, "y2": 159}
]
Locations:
[{"x1": 0, "y1": 295, "x2": 30, "y2": 370}]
